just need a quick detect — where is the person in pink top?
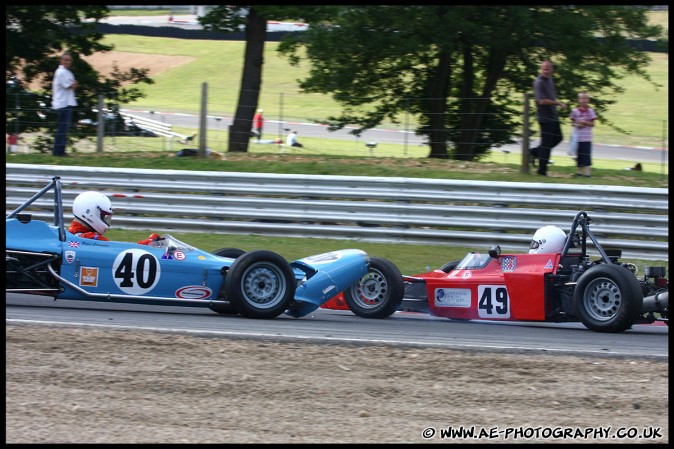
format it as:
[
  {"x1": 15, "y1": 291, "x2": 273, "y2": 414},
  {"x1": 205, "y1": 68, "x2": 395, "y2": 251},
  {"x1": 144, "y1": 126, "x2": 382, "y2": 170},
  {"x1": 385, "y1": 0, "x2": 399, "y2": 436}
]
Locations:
[{"x1": 570, "y1": 91, "x2": 597, "y2": 178}]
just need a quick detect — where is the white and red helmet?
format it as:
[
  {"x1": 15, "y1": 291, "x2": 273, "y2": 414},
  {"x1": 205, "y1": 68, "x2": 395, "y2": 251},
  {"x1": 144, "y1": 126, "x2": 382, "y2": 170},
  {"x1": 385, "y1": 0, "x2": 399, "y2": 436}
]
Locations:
[
  {"x1": 529, "y1": 225, "x2": 566, "y2": 254},
  {"x1": 72, "y1": 191, "x2": 113, "y2": 234}
]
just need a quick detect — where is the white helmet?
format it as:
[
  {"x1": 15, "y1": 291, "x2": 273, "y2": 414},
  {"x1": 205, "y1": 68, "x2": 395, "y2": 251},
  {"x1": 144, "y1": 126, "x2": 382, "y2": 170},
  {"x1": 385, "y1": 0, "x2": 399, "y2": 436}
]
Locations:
[
  {"x1": 72, "y1": 191, "x2": 113, "y2": 234},
  {"x1": 529, "y1": 225, "x2": 566, "y2": 254}
]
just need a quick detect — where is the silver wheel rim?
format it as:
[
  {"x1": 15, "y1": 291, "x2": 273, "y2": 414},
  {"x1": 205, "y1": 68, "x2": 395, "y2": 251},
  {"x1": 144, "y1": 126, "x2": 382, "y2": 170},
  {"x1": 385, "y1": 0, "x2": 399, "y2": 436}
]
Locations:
[
  {"x1": 349, "y1": 268, "x2": 388, "y2": 310},
  {"x1": 241, "y1": 262, "x2": 287, "y2": 309},
  {"x1": 583, "y1": 277, "x2": 622, "y2": 322}
]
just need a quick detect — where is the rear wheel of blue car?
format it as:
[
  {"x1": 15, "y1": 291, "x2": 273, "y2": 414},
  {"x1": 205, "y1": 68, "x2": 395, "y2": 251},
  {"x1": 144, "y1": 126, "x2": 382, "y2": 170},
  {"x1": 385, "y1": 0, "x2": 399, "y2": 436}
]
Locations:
[
  {"x1": 224, "y1": 250, "x2": 296, "y2": 319},
  {"x1": 343, "y1": 257, "x2": 404, "y2": 319},
  {"x1": 213, "y1": 248, "x2": 246, "y2": 259},
  {"x1": 574, "y1": 264, "x2": 643, "y2": 333},
  {"x1": 209, "y1": 248, "x2": 248, "y2": 315}
]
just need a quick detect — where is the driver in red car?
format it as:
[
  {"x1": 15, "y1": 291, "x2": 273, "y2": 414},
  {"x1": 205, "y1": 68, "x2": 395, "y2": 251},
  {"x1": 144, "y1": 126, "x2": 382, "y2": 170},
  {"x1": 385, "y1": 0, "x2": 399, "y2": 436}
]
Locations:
[
  {"x1": 68, "y1": 191, "x2": 159, "y2": 245},
  {"x1": 528, "y1": 225, "x2": 567, "y2": 254}
]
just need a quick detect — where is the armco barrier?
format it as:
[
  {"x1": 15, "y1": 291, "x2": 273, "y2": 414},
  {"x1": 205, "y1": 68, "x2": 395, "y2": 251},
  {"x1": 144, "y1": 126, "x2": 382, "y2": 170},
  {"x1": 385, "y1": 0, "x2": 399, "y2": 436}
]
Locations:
[{"x1": 5, "y1": 164, "x2": 668, "y2": 261}]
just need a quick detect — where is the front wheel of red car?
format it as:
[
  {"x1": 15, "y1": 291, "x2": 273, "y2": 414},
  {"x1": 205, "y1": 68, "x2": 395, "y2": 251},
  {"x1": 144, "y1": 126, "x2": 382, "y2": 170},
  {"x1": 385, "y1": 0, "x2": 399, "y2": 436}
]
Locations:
[
  {"x1": 343, "y1": 257, "x2": 404, "y2": 319},
  {"x1": 224, "y1": 250, "x2": 296, "y2": 319},
  {"x1": 574, "y1": 264, "x2": 643, "y2": 333}
]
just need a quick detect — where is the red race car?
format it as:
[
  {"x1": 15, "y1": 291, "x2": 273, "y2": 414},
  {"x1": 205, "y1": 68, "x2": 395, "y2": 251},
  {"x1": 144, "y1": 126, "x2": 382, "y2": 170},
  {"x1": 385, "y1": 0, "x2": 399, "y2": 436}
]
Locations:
[{"x1": 324, "y1": 211, "x2": 668, "y2": 333}]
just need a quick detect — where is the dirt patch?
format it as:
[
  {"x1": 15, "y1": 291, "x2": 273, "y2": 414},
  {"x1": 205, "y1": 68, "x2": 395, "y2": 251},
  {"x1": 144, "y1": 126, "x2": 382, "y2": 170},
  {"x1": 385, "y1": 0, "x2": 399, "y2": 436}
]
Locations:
[
  {"x1": 5, "y1": 323, "x2": 669, "y2": 444},
  {"x1": 27, "y1": 51, "x2": 193, "y2": 89},
  {"x1": 82, "y1": 51, "x2": 194, "y2": 79}
]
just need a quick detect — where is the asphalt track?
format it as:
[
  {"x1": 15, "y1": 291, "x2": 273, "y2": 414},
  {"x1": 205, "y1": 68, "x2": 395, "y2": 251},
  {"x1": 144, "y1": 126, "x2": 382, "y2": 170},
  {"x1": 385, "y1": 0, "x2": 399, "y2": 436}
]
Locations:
[{"x1": 6, "y1": 293, "x2": 668, "y2": 359}]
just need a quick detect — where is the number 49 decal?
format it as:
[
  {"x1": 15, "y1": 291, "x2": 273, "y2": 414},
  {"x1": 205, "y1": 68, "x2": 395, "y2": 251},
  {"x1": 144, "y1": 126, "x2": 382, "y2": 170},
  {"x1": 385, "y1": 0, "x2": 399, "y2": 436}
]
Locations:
[
  {"x1": 477, "y1": 285, "x2": 510, "y2": 318},
  {"x1": 112, "y1": 249, "x2": 161, "y2": 295}
]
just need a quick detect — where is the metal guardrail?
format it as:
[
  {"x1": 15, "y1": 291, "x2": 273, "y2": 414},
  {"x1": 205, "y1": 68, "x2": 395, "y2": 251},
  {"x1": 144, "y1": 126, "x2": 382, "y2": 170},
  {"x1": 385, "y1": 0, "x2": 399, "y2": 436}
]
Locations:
[{"x1": 6, "y1": 164, "x2": 668, "y2": 261}]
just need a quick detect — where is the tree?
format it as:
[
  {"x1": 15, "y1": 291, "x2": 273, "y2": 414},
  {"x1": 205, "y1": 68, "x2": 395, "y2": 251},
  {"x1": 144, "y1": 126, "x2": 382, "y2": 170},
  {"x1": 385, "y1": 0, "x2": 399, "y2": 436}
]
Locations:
[
  {"x1": 278, "y1": 5, "x2": 666, "y2": 160},
  {"x1": 6, "y1": 6, "x2": 153, "y2": 152},
  {"x1": 199, "y1": 5, "x2": 339, "y2": 153},
  {"x1": 199, "y1": 6, "x2": 265, "y2": 153}
]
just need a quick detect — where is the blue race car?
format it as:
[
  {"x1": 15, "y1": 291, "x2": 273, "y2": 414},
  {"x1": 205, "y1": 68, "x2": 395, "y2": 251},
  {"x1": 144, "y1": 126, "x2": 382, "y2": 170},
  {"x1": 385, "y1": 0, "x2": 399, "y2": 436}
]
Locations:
[{"x1": 6, "y1": 176, "x2": 404, "y2": 319}]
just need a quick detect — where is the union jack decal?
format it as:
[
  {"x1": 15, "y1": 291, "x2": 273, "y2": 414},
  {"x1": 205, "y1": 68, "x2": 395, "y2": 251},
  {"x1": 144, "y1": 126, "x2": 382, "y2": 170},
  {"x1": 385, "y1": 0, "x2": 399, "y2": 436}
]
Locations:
[
  {"x1": 68, "y1": 241, "x2": 80, "y2": 248},
  {"x1": 501, "y1": 256, "x2": 517, "y2": 272}
]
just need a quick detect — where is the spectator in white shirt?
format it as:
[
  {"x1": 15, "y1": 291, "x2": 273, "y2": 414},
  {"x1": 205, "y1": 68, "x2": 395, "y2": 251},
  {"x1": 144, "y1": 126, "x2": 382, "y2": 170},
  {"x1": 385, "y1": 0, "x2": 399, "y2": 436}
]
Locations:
[
  {"x1": 286, "y1": 130, "x2": 303, "y2": 148},
  {"x1": 51, "y1": 52, "x2": 78, "y2": 157}
]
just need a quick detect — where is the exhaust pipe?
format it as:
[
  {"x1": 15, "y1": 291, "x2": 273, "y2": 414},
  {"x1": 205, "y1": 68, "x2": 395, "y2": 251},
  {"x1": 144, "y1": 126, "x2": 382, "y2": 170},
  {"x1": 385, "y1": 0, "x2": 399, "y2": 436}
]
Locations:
[{"x1": 641, "y1": 291, "x2": 668, "y2": 313}]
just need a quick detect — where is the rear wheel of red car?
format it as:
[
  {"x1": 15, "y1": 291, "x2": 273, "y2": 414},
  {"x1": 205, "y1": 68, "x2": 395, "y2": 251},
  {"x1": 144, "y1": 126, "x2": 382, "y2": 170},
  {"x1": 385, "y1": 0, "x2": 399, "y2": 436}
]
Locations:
[
  {"x1": 574, "y1": 264, "x2": 643, "y2": 333},
  {"x1": 343, "y1": 257, "x2": 404, "y2": 318},
  {"x1": 224, "y1": 250, "x2": 295, "y2": 319}
]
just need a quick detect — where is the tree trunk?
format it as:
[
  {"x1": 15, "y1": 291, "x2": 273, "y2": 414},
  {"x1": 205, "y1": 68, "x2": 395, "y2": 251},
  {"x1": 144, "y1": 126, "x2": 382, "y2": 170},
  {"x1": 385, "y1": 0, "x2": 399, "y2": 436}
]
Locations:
[
  {"x1": 425, "y1": 48, "x2": 452, "y2": 159},
  {"x1": 456, "y1": 47, "x2": 507, "y2": 160},
  {"x1": 228, "y1": 8, "x2": 266, "y2": 153}
]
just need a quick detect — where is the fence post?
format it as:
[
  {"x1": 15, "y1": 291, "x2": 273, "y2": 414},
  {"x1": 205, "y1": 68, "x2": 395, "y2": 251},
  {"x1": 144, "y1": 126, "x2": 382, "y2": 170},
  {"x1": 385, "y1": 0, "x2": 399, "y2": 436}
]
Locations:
[
  {"x1": 521, "y1": 92, "x2": 531, "y2": 174},
  {"x1": 404, "y1": 98, "x2": 410, "y2": 156},
  {"x1": 278, "y1": 92, "x2": 284, "y2": 153},
  {"x1": 661, "y1": 119, "x2": 667, "y2": 182},
  {"x1": 199, "y1": 82, "x2": 208, "y2": 157},
  {"x1": 96, "y1": 95, "x2": 104, "y2": 153}
]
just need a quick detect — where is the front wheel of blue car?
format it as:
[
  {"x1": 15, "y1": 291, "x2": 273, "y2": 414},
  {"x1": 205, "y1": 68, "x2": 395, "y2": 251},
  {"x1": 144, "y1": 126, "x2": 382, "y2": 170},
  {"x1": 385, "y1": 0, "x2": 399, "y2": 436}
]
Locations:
[
  {"x1": 224, "y1": 250, "x2": 296, "y2": 319},
  {"x1": 343, "y1": 257, "x2": 404, "y2": 319}
]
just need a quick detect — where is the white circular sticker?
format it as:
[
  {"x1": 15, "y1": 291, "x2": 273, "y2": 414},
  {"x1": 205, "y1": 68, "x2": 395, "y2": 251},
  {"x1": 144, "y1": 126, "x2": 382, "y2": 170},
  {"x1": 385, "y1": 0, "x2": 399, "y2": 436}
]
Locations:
[{"x1": 112, "y1": 249, "x2": 161, "y2": 295}]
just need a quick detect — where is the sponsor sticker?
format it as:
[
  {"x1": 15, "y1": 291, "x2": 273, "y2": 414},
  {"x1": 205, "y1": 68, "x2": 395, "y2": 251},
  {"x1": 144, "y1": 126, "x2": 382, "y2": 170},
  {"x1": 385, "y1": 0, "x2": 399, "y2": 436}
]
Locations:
[
  {"x1": 161, "y1": 253, "x2": 173, "y2": 260},
  {"x1": 65, "y1": 250, "x2": 76, "y2": 264},
  {"x1": 176, "y1": 286, "x2": 212, "y2": 300},
  {"x1": 303, "y1": 251, "x2": 342, "y2": 264},
  {"x1": 79, "y1": 267, "x2": 99, "y2": 287},
  {"x1": 545, "y1": 259, "x2": 554, "y2": 269},
  {"x1": 434, "y1": 288, "x2": 471, "y2": 308}
]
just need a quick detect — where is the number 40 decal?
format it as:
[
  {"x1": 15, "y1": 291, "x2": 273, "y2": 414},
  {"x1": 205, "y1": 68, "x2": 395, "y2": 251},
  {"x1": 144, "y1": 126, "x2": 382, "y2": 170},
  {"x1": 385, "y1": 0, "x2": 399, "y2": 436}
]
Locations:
[
  {"x1": 112, "y1": 249, "x2": 161, "y2": 295},
  {"x1": 477, "y1": 285, "x2": 510, "y2": 318}
]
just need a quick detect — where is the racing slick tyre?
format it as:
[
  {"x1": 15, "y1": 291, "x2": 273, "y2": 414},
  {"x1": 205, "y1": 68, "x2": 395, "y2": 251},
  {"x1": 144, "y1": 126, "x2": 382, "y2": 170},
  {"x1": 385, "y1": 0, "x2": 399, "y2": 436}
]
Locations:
[
  {"x1": 209, "y1": 301, "x2": 240, "y2": 315},
  {"x1": 574, "y1": 264, "x2": 643, "y2": 333},
  {"x1": 224, "y1": 250, "x2": 296, "y2": 319},
  {"x1": 440, "y1": 260, "x2": 461, "y2": 273},
  {"x1": 209, "y1": 248, "x2": 247, "y2": 315},
  {"x1": 343, "y1": 257, "x2": 404, "y2": 319},
  {"x1": 213, "y1": 248, "x2": 246, "y2": 259}
]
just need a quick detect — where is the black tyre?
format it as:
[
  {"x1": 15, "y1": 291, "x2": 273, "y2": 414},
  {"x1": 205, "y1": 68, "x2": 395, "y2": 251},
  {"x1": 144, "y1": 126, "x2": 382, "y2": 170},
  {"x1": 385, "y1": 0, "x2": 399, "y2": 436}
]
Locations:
[
  {"x1": 209, "y1": 248, "x2": 247, "y2": 315},
  {"x1": 209, "y1": 301, "x2": 240, "y2": 315},
  {"x1": 574, "y1": 264, "x2": 643, "y2": 333},
  {"x1": 213, "y1": 248, "x2": 246, "y2": 259},
  {"x1": 224, "y1": 250, "x2": 296, "y2": 319},
  {"x1": 440, "y1": 260, "x2": 461, "y2": 273},
  {"x1": 343, "y1": 257, "x2": 404, "y2": 319}
]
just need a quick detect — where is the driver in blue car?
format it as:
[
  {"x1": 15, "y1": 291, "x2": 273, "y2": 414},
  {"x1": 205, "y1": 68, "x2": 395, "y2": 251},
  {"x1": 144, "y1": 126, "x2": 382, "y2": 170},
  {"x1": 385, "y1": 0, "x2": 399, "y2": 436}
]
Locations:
[{"x1": 68, "y1": 191, "x2": 159, "y2": 245}]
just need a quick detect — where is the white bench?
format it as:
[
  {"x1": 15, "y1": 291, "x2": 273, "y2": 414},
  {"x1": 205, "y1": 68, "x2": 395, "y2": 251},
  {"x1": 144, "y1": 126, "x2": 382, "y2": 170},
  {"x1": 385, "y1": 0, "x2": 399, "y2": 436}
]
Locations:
[{"x1": 119, "y1": 112, "x2": 188, "y2": 149}]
